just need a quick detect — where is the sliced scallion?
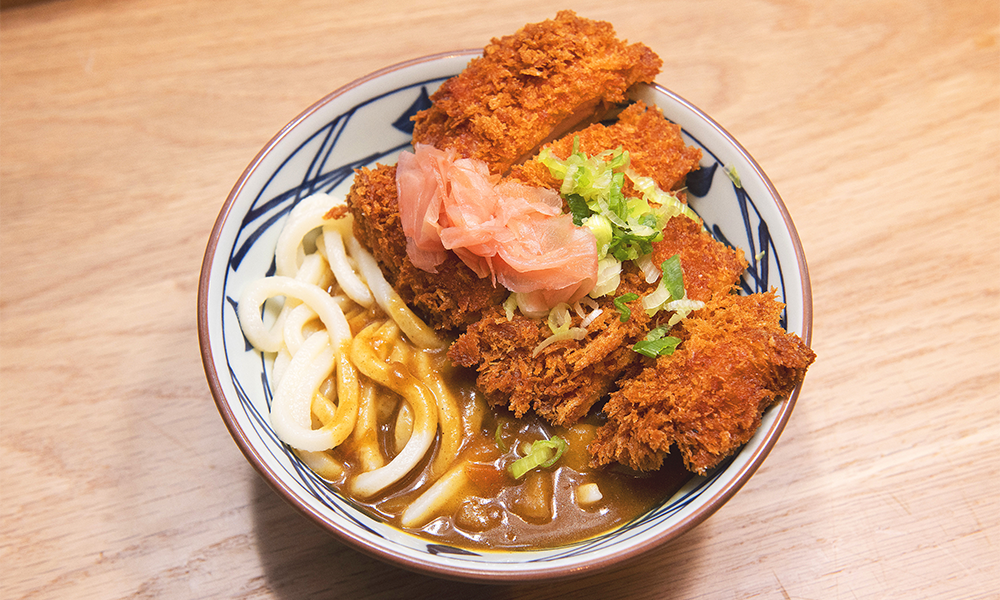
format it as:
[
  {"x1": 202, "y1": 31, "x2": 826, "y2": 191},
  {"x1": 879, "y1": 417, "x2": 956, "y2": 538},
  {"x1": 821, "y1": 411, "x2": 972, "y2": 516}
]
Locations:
[
  {"x1": 495, "y1": 422, "x2": 507, "y2": 452},
  {"x1": 661, "y1": 254, "x2": 685, "y2": 301},
  {"x1": 613, "y1": 293, "x2": 639, "y2": 322},
  {"x1": 566, "y1": 194, "x2": 591, "y2": 226},
  {"x1": 633, "y1": 325, "x2": 682, "y2": 358},
  {"x1": 507, "y1": 436, "x2": 568, "y2": 479}
]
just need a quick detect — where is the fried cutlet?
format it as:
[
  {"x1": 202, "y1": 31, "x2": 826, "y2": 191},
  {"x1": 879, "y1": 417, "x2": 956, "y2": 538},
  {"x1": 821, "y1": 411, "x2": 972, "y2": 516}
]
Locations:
[
  {"x1": 510, "y1": 101, "x2": 703, "y2": 196},
  {"x1": 412, "y1": 10, "x2": 661, "y2": 175},
  {"x1": 346, "y1": 163, "x2": 507, "y2": 332},
  {"x1": 448, "y1": 215, "x2": 747, "y2": 426},
  {"x1": 448, "y1": 265, "x2": 653, "y2": 426},
  {"x1": 589, "y1": 290, "x2": 816, "y2": 475}
]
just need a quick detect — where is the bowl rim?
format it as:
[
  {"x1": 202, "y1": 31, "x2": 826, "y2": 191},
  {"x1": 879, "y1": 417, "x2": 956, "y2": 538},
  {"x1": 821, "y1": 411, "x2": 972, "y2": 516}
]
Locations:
[{"x1": 197, "y1": 49, "x2": 813, "y2": 583}]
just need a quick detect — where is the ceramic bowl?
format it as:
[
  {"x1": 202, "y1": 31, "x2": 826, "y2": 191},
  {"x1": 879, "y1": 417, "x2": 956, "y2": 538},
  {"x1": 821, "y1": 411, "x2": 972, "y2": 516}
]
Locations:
[{"x1": 198, "y1": 50, "x2": 813, "y2": 582}]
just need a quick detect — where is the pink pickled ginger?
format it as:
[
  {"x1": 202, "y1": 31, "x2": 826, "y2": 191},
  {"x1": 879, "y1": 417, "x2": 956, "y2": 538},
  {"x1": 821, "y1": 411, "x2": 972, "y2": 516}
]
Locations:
[{"x1": 396, "y1": 144, "x2": 597, "y2": 313}]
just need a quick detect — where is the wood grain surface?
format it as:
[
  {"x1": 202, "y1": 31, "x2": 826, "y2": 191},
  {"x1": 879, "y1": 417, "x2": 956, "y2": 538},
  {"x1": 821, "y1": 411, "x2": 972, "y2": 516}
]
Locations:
[{"x1": 1, "y1": 0, "x2": 997, "y2": 598}]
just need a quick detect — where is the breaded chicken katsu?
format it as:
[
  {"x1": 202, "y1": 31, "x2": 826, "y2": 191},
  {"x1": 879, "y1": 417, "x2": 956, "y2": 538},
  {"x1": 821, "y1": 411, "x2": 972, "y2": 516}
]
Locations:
[
  {"x1": 590, "y1": 291, "x2": 816, "y2": 474},
  {"x1": 412, "y1": 10, "x2": 661, "y2": 175},
  {"x1": 448, "y1": 215, "x2": 750, "y2": 426},
  {"x1": 448, "y1": 264, "x2": 654, "y2": 427},
  {"x1": 343, "y1": 11, "x2": 814, "y2": 476}
]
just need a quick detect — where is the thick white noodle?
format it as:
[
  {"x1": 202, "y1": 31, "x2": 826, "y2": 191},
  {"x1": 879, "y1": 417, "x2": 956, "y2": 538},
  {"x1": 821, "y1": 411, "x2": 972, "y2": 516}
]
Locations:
[
  {"x1": 276, "y1": 253, "x2": 331, "y2": 371},
  {"x1": 238, "y1": 273, "x2": 354, "y2": 451},
  {"x1": 239, "y1": 190, "x2": 459, "y2": 492},
  {"x1": 268, "y1": 330, "x2": 338, "y2": 451},
  {"x1": 272, "y1": 346, "x2": 292, "y2": 386},
  {"x1": 321, "y1": 219, "x2": 375, "y2": 308},
  {"x1": 238, "y1": 276, "x2": 351, "y2": 353},
  {"x1": 352, "y1": 385, "x2": 385, "y2": 472},
  {"x1": 274, "y1": 192, "x2": 340, "y2": 277},
  {"x1": 400, "y1": 461, "x2": 470, "y2": 528},
  {"x1": 294, "y1": 251, "x2": 330, "y2": 287},
  {"x1": 348, "y1": 383, "x2": 437, "y2": 498},
  {"x1": 268, "y1": 331, "x2": 359, "y2": 452},
  {"x1": 415, "y1": 351, "x2": 462, "y2": 478},
  {"x1": 580, "y1": 308, "x2": 603, "y2": 328},
  {"x1": 295, "y1": 449, "x2": 344, "y2": 480},
  {"x1": 282, "y1": 303, "x2": 320, "y2": 357},
  {"x1": 346, "y1": 235, "x2": 445, "y2": 349},
  {"x1": 348, "y1": 325, "x2": 439, "y2": 498},
  {"x1": 394, "y1": 402, "x2": 413, "y2": 454}
]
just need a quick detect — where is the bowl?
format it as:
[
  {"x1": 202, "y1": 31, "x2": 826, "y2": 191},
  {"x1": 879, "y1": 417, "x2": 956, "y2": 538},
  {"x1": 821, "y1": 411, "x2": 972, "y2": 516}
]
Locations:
[{"x1": 197, "y1": 49, "x2": 813, "y2": 582}]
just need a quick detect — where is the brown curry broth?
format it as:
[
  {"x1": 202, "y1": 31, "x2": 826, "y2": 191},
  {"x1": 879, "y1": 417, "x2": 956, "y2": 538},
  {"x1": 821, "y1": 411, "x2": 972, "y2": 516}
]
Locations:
[{"x1": 321, "y1": 359, "x2": 691, "y2": 551}]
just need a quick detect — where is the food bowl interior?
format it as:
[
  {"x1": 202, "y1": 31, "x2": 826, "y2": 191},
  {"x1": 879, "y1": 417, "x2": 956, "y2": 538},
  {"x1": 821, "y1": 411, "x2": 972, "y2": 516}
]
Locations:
[{"x1": 198, "y1": 50, "x2": 812, "y2": 582}]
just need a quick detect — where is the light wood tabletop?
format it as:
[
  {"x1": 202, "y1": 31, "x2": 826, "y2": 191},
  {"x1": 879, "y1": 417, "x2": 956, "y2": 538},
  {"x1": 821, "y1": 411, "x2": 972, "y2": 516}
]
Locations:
[{"x1": 2, "y1": 0, "x2": 997, "y2": 598}]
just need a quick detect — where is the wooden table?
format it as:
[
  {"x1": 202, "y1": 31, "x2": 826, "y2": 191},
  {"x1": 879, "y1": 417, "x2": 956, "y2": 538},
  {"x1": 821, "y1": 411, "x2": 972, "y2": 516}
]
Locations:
[{"x1": 2, "y1": 1, "x2": 997, "y2": 597}]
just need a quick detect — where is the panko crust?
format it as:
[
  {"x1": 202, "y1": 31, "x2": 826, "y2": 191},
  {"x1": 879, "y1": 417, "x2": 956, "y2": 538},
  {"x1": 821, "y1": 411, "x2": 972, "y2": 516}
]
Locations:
[
  {"x1": 652, "y1": 213, "x2": 748, "y2": 303},
  {"x1": 448, "y1": 266, "x2": 654, "y2": 426},
  {"x1": 412, "y1": 10, "x2": 661, "y2": 175},
  {"x1": 589, "y1": 291, "x2": 816, "y2": 475},
  {"x1": 343, "y1": 12, "x2": 815, "y2": 477}
]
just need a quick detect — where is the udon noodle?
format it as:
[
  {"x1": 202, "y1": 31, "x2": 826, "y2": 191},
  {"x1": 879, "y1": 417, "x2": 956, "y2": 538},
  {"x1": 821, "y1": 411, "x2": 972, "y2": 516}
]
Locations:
[
  {"x1": 238, "y1": 191, "x2": 688, "y2": 545},
  {"x1": 238, "y1": 192, "x2": 455, "y2": 501}
]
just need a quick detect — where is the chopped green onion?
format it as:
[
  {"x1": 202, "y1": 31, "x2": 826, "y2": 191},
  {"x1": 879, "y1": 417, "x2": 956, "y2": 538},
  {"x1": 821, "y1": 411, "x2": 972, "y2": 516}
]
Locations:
[
  {"x1": 582, "y1": 214, "x2": 613, "y2": 257},
  {"x1": 642, "y1": 255, "x2": 702, "y2": 320},
  {"x1": 661, "y1": 254, "x2": 685, "y2": 301},
  {"x1": 539, "y1": 144, "x2": 683, "y2": 268},
  {"x1": 635, "y1": 253, "x2": 660, "y2": 283},
  {"x1": 644, "y1": 325, "x2": 671, "y2": 341},
  {"x1": 641, "y1": 285, "x2": 672, "y2": 315},
  {"x1": 664, "y1": 297, "x2": 705, "y2": 327},
  {"x1": 507, "y1": 436, "x2": 568, "y2": 479},
  {"x1": 633, "y1": 325, "x2": 682, "y2": 357},
  {"x1": 633, "y1": 337, "x2": 682, "y2": 357},
  {"x1": 546, "y1": 302, "x2": 572, "y2": 334},
  {"x1": 566, "y1": 194, "x2": 591, "y2": 226},
  {"x1": 613, "y1": 293, "x2": 639, "y2": 322},
  {"x1": 606, "y1": 147, "x2": 630, "y2": 170},
  {"x1": 495, "y1": 423, "x2": 507, "y2": 452},
  {"x1": 589, "y1": 257, "x2": 622, "y2": 298},
  {"x1": 725, "y1": 165, "x2": 742, "y2": 188},
  {"x1": 502, "y1": 294, "x2": 518, "y2": 321},
  {"x1": 627, "y1": 172, "x2": 699, "y2": 222},
  {"x1": 531, "y1": 326, "x2": 587, "y2": 357}
]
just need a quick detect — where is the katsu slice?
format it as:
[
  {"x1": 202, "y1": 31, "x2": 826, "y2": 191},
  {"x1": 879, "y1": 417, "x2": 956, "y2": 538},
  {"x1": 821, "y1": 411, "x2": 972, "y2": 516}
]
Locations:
[
  {"x1": 510, "y1": 101, "x2": 703, "y2": 196},
  {"x1": 448, "y1": 215, "x2": 747, "y2": 427},
  {"x1": 589, "y1": 291, "x2": 816, "y2": 475},
  {"x1": 413, "y1": 10, "x2": 661, "y2": 175},
  {"x1": 346, "y1": 163, "x2": 507, "y2": 332},
  {"x1": 448, "y1": 265, "x2": 654, "y2": 426}
]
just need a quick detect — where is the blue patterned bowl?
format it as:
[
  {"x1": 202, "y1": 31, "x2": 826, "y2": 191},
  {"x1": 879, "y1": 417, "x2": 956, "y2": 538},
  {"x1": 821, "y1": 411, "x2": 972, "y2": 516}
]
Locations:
[{"x1": 198, "y1": 50, "x2": 812, "y2": 582}]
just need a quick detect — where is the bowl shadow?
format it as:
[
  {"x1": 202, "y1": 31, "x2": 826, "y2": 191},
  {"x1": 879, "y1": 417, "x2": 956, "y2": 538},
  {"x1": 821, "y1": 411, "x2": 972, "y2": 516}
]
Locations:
[{"x1": 250, "y1": 475, "x2": 707, "y2": 599}]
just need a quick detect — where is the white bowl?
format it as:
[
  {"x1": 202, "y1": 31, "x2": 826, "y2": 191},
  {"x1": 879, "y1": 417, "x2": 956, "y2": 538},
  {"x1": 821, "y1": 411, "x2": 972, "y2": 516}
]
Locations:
[{"x1": 198, "y1": 50, "x2": 813, "y2": 582}]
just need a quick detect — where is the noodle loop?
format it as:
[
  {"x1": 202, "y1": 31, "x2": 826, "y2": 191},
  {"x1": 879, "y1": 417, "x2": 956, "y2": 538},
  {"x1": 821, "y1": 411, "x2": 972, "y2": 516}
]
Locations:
[{"x1": 238, "y1": 191, "x2": 461, "y2": 505}]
